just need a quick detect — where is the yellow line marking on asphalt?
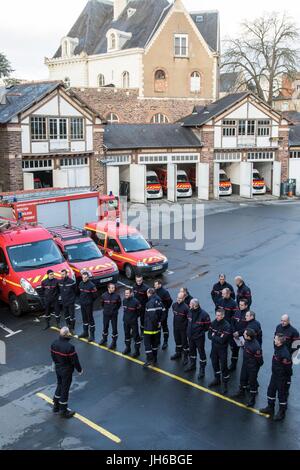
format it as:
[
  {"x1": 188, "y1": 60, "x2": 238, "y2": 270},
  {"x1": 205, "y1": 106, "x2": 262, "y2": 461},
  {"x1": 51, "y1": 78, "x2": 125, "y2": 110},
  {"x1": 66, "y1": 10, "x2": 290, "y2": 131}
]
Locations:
[
  {"x1": 50, "y1": 327, "x2": 270, "y2": 419},
  {"x1": 36, "y1": 392, "x2": 122, "y2": 444}
]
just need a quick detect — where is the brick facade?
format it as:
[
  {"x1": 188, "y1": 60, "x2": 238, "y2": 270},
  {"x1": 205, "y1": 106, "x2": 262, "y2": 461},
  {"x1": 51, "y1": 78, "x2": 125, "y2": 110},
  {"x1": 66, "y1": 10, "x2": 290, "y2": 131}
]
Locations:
[
  {"x1": 91, "y1": 125, "x2": 105, "y2": 192},
  {"x1": 74, "y1": 88, "x2": 210, "y2": 124},
  {"x1": 278, "y1": 128, "x2": 290, "y2": 182},
  {"x1": 198, "y1": 127, "x2": 215, "y2": 197},
  {"x1": 0, "y1": 125, "x2": 23, "y2": 192}
]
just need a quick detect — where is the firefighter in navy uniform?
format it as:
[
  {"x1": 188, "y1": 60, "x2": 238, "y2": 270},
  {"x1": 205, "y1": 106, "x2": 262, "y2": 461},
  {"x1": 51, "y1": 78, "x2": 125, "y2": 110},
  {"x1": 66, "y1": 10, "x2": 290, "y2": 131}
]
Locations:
[
  {"x1": 133, "y1": 275, "x2": 149, "y2": 338},
  {"x1": 260, "y1": 334, "x2": 293, "y2": 421},
  {"x1": 122, "y1": 288, "x2": 142, "y2": 357},
  {"x1": 51, "y1": 327, "x2": 83, "y2": 419},
  {"x1": 208, "y1": 308, "x2": 232, "y2": 394},
  {"x1": 211, "y1": 274, "x2": 235, "y2": 306},
  {"x1": 58, "y1": 269, "x2": 77, "y2": 334},
  {"x1": 232, "y1": 328, "x2": 264, "y2": 407},
  {"x1": 217, "y1": 288, "x2": 239, "y2": 371},
  {"x1": 231, "y1": 299, "x2": 250, "y2": 369},
  {"x1": 185, "y1": 299, "x2": 211, "y2": 380},
  {"x1": 171, "y1": 291, "x2": 190, "y2": 366},
  {"x1": 245, "y1": 311, "x2": 263, "y2": 346},
  {"x1": 99, "y1": 283, "x2": 122, "y2": 350},
  {"x1": 179, "y1": 287, "x2": 193, "y2": 307},
  {"x1": 154, "y1": 280, "x2": 173, "y2": 350},
  {"x1": 143, "y1": 288, "x2": 164, "y2": 368},
  {"x1": 275, "y1": 314, "x2": 299, "y2": 395},
  {"x1": 78, "y1": 272, "x2": 98, "y2": 342},
  {"x1": 235, "y1": 276, "x2": 252, "y2": 307},
  {"x1": 42, "y1": 270, "x2": 61, "y2": 330}
]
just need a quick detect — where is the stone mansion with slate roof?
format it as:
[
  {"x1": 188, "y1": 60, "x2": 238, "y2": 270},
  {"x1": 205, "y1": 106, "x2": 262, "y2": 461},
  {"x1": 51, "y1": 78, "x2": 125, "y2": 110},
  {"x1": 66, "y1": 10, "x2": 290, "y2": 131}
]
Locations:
[{"x1": 46, "y1": 0, "x2": 220, "y2": 104}]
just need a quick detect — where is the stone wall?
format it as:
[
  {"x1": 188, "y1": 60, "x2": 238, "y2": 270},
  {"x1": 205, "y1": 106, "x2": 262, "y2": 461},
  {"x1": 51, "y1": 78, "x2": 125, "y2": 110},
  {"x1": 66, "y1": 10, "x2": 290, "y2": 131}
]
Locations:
[
  {"x1": 0, "y1": 125, "x2": 23, "y2": 192},
  {"x1": 74, "y1": 87, "x2": 210, "y2": 124}
]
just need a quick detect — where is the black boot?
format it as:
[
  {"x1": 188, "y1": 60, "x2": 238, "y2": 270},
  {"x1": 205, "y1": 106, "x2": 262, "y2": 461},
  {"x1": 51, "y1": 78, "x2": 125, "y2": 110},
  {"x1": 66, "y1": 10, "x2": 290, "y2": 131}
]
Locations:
[
  {"x1": 171, "y1": 352, "x2": 182, "y2": 361},
  {"x1": 88, "y1": 327, "x2": 95, "y2": 343},
  {"x1": 132, "y1": 347, "x2": 140, "y2": 358},
  {"x1": 221, "y1": 381, "x2": 228, "y2": 394},
  {"x1": 209, "y1": 376, "x2": 221, "y2": 387},
  {"x1": 109, "y1": 338, "x2": 117, "y2": 351},
  {"x1": 231, "y1": 387, "x2": 246, "y2": 399},
  {"x1": 259, "y1": 403, "x2": 275, "y2": 416},
  {"x1": 197, "y1": 366, "x2": 206, "y2": 380},
  {"x1": 60, "y1": 408, "x2": 76, "y2": 419},
  {"x1": 78, "y1": 325, "x2": 89, "y2": 339},
  {"x1": 184, "y1": 360, "x2": 196, "y2": 372},
  {"x1": 273, "y1": 406, "x2": 286, "y2": 421},
  {"x1": 182, "y1": 351, "x2": 189, "y2": 366},
  {"x1": 123, "y1": 345, "x2": 131, "y2": 355},
  {"x1": 99, "y1": 335, "x2": 108, "y2": 346},
  {"x1": 143, "y1": 355, "x2": 154, "y2": 368},
  {"x1": 246, "y1": 393, "x2": 256, "y2": 407},
  {"x1": 153, "y1": 350, "x2": 158, "y2": 365},
  {"x1": 53, "y1": 399, "x2": 60, "y2": 414}
]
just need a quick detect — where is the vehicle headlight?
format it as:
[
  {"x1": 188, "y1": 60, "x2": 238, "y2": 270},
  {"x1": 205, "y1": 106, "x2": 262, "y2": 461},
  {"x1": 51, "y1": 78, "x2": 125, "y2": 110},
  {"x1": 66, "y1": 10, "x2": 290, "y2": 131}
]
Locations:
[
  {"x1": 111, "y1": 262, "x2": 118, "y2": 271},
  {"x1": 20, "y1": 278, "x2": 38, "y2": 296},
  {"x1": 137, "y1": 261, "x2": 149, "y2": 267},
  {"x1": 163, "y1": 257, "x2": 168, "y2": 264}
]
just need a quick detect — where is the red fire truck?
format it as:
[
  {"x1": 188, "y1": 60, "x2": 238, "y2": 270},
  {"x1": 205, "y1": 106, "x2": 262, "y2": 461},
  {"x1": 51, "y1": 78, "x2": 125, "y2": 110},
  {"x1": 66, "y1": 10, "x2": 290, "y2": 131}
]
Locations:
[
  {"x1": 0, "y1": 217, "x2": 72, "y2": 316},
  {"x1": 0, "y1": 188, "x2": 121, "y2": 228}
]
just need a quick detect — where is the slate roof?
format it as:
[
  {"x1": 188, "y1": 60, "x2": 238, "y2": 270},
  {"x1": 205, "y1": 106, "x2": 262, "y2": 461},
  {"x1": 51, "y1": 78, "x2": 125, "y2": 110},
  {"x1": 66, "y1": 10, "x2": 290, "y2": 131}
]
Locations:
[
  {"x1": 289, "y1": 125, "x2": 300, "y2": 147},
  {"x1": 190, "y1": 11, "x2": 219, "y2": 52},
  {"x1": 282, "y1": 111, "x2": 300, "y2": 125},
  {"x1": 0, "y1": 82, "x2": 60, "y2": 124},
  {"x1": 104, "y1": 123, "x2": 202, "y2": 150},
  {"x1": 53, "y1": 0, "x2": 219, "y2": 58},
  {"x1": 179, "y1": 92, "x2": 250, "y2": 127}
]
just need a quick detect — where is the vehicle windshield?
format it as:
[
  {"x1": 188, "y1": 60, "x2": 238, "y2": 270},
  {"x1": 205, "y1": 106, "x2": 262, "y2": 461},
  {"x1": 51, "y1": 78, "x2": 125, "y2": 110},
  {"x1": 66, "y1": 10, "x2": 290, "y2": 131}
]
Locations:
[
  {"x1": 65, "y1": 241, "x2": 103, "y2": 262},
  {"x1": 177, "y1": 174, "x2": 188, "y2": 183},
  {"x1": 220, "y1": 173, "x2": 230, "y2": 182},
  {"x1": 7, "y1": 239, "x2": 64, "y2": 272},
  {"x1": 253, "y1": 172, "x2": 263, "y2": 181},
  {"x1": 119, "y1": 234, "x2": 151, "y2": 253},
  {"x1": 147, "y1": 175, "x2": 160, "y2": 184}
]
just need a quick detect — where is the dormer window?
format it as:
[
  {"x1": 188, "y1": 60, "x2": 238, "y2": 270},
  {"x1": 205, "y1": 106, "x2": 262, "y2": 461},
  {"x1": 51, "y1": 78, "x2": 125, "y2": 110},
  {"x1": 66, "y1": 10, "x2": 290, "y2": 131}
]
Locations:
[
  {"x1": 110, "y1": 33, "x2": 116, "y2": 50},
  {"x1": 61, "y1": 37, "x2": 79, "y2": 58},
  {"x1": 196, "y1": 15, "x2": 204, "y2": 23}
]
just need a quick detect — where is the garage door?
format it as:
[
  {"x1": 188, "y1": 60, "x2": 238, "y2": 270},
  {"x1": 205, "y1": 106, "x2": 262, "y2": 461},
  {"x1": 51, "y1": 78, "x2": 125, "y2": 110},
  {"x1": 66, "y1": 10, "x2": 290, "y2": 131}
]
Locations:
[
  {"x1": 272, "y1": 161, "x2": 281, "y2": 197},
  {"x1": 214, "y1": 163, "x2": 220, "y2": 200},
  {"x1": 107, "y1": 166, "x2": 120, "y2": 197},
  {"x1": 130, "y1": 165, "x2": 146, "y2": 203},
  {"x1": 70, "y1": 197, "x2": 99, "y2": 228},
  {"x1": 37, "y1": 201, "x2": 69, "y2": 228},
  {"x1": 167, "y1": 163, "x2": 177, "y2": 203},
  {"x1": 198, "y1": 163, "x2": 209, "y2": 200},
  {"x1": 289, "y1": 159, "x2": 300, "y2": 195},
  {"x1": 240, "y1": 162, "x2": 253, "y2": 198}
]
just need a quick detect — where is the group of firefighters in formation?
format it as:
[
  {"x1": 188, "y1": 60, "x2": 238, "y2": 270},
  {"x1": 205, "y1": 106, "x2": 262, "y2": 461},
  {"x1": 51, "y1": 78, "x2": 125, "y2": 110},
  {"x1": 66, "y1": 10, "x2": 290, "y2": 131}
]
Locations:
[{"x1": 48, "y1": 270, "x2": 299, "y2": 421}]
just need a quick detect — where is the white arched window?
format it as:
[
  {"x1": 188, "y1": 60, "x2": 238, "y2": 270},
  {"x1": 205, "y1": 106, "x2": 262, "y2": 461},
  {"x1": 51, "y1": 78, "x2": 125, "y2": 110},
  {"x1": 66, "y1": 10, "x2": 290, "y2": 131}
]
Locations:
[
  {"x1": 191, "y1": 71, "x2": 201, "y2": 93},
  {"x1": 110, "y1": 33, "x2": 116, "y2": 50},
  {"x1": 98, "y1": 74, "x2": 105, "y2": 87},
  {"x1": 151, "y1": 113, "x2": 169, "y2": 124},
  {"x1": 122, "y1": 71, "x2": 130, "y2": 88},
  {"x1": 106, "y1": 113, "x2": 119, "y2": 124}
]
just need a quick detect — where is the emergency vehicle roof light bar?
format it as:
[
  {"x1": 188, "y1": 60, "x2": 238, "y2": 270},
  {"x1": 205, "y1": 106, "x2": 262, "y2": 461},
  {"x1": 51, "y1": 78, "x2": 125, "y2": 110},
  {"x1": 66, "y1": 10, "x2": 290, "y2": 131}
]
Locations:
[{"x1": 48, "y1": 225, "x2": 88, "y2": 241}]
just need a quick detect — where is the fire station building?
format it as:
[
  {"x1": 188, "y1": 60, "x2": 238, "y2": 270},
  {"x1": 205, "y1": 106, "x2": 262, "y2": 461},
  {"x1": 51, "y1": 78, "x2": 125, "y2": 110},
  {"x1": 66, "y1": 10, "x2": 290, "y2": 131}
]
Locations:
[
  {"x1": 0, "y1": 81, "x2": 104, "y2": 193},
  {"x1": 103, "y1": 92, "x2": 290, "y2": 201}
]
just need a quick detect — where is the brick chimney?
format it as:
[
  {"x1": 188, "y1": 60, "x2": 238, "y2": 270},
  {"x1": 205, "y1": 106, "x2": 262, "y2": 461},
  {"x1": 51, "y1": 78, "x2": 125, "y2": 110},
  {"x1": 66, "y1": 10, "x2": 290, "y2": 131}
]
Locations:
[{"x1": 114, "y1": 0, "x2": 129, "y2": 21}]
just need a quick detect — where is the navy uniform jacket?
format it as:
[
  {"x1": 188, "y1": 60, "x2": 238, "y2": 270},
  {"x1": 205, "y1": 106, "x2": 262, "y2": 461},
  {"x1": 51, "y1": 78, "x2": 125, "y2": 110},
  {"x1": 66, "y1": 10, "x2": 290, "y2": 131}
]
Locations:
[
  {"x1": 58, "y1": 277, "x2": 76, "y2": 306},
  {"x1": 217, "y1": 297, "x2": 239, "y2": 324},
  {"x1": 155, "y1": 287, "x2": 173, "y2": 311},
  {"x1": 208, "y1": 319, "x2": 232, "y2": 350},
  {"x1": 133, "y1": 282, "x2": 149, "y2": 309},
  {"x1": 79, "y1": 280, "x2": 97, "y2": 305},
  {"x1": 144, "y1": 294, "x2": 164, "y2": 333},
  {"x1": 123, "y1": 297, "x2": 141, "y2": 324},
  {"x1": 272, "y1": 344, "x2": 292, "y2": 379},
  {"x1": 243, "y1": 338, "x2": 264, "y2": 370},
  {"x1": 275, "y1": 323, "x2": 300, "y2": 354},
  {"x1": 51, "y1": 337, "x2": 82, "y2": 373},
  {"x1": 42, "y1": 277, "x2": 59, "y2": 302},
  {"x1": 211, "y1": 282, "x2": 235, "y2": 305},
  {"x1": 187, "y1": 307, "x2": 211, "y2": 340},
  {"x1": 236, "y1": 282, "x2": 252, "y2": 307},
  {"x1": 101, "y1": 292, "x2": 122, "y2": 316},
  {"x1": 246, "y1": 319, "x2": 263, "y2": 346},
  {"x1": 172, "y1": 302, "x2": 189, "y2": 330}
]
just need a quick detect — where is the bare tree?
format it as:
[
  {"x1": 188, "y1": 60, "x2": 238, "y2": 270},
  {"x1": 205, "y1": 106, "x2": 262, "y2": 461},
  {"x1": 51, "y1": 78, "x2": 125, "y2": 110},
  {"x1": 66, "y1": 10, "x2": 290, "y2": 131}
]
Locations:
[
  {"x1": 0, "y1": 52, "x2": 13, "y2": 79},
  {"x1": 222, "y1": 13, "x2": 300, "y2": 105}
]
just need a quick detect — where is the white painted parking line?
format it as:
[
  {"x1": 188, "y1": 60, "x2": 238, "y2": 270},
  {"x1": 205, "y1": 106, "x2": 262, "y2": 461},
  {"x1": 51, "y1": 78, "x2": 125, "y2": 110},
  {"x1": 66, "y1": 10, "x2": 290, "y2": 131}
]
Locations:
[
  {"x1": 0, "y1": 322, "x2": 22, "y2": 338},
  {"x1": 166, "y1": 270, "x2": 174, "y2": 275},
  {"x1": 117, "y1": 281, "x2": 132, "y2": 289}
]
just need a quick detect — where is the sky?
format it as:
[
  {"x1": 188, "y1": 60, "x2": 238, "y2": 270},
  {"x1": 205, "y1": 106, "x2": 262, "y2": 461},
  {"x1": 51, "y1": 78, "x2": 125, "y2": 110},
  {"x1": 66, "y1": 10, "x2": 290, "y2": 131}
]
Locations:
[{"x1": 1, "y1": 0, "x2": 300, "y2": 79}]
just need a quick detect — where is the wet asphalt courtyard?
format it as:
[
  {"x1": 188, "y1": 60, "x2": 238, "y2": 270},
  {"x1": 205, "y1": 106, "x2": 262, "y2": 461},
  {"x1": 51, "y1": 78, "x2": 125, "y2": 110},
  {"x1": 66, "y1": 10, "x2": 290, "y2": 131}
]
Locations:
[{"x1": 1, "y1": 199, "x2": 300, "y2": 450}]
